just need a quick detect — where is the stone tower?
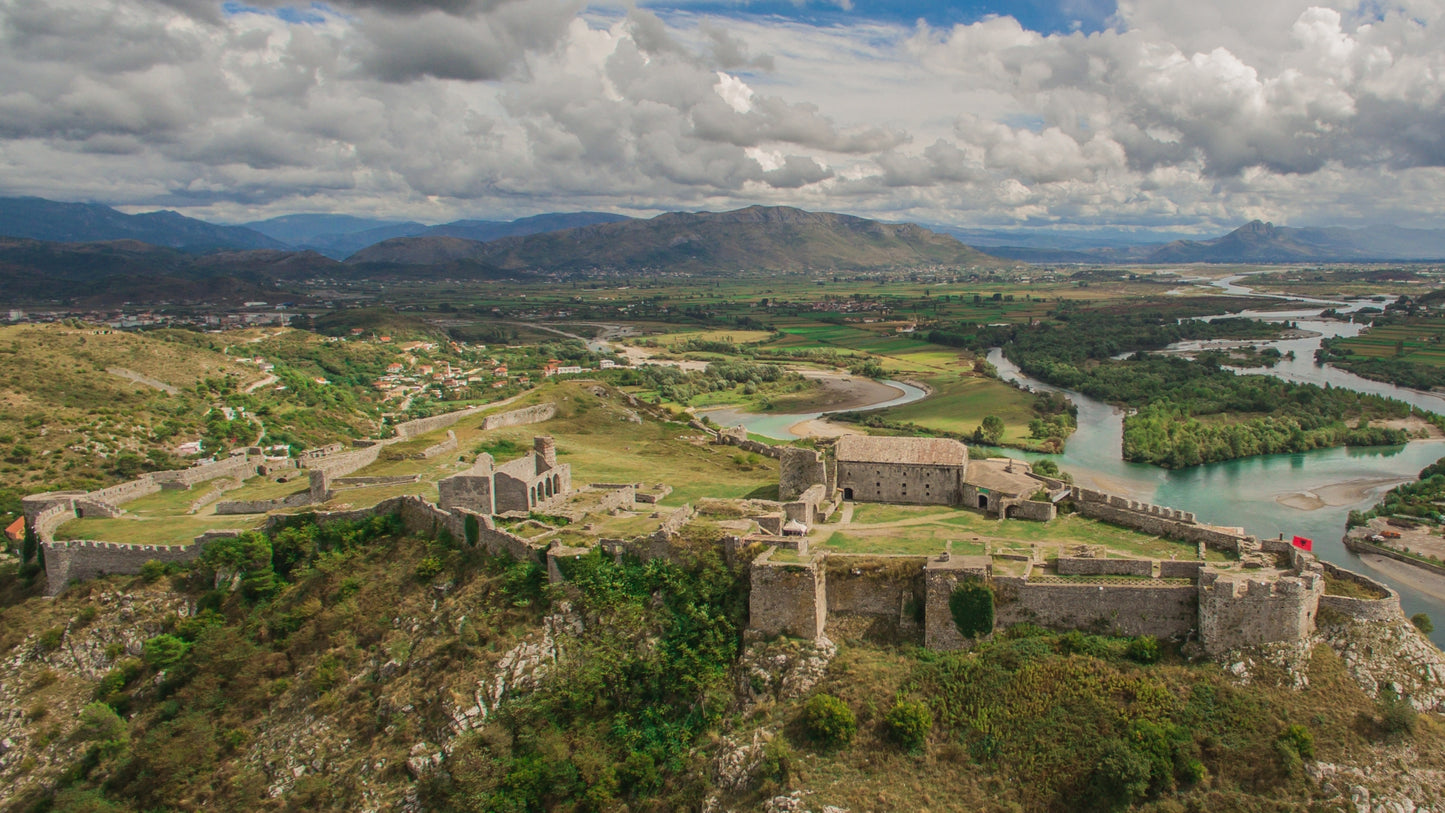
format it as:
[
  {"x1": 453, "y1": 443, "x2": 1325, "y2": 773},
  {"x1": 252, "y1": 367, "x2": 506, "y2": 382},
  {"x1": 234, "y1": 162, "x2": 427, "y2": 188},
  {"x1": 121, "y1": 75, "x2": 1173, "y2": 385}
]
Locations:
[{"x1": 534, "y1": 436, "x2": 557, "y2": 472}]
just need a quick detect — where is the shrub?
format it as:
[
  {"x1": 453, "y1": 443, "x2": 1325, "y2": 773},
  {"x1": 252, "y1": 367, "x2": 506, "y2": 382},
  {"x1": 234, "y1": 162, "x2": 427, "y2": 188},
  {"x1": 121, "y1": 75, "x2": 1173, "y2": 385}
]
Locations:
[
  {"x1": 74, "y1": 702, "x2": 128, "y2": 746},
  {"x1": 1378, "y1": 695, "x2": 1417, "y2": 737},
  {"x1": 139, "y1": 559, "x2": 168, "y2": 582},
  {"x1": 1279, "y1": 723, "x2": 1315, "y2": 760},
  {"x1": 1411, "y1": 612, "x2": 1434, "y2": 634},
  {"x1": 949, "y1": 579, "x2": 994, "y2": 638},
  {"x1": 74, "y1": 605, "x2": 99, "y2": 628},
  {"x1": 142, "y1": 634, "x2": 191, "y2": 671},
  {"x1": 36, "y1": 626, "x2": 64, "y2": 653},
  {"x1": 884, "y1": 699, "x2": 933, "y2": 751},
  {"x1": 803, "y1": 693, "x2": 856, "y2": 748},
  {"x1": 1125, "y1": 635, "x2": 1160, "y2": 664},
  {"x1": 1089, "y1": 738, "x2": 1152, "y2": 807},
  {"x1": 414, "y1": 555, "x2": 444, "y2": 581}
]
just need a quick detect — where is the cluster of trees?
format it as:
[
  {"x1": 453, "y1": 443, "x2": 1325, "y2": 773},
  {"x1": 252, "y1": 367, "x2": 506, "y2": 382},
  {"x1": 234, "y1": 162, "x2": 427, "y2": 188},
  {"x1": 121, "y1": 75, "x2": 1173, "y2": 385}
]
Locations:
[
  {"x1": 1351, "y1": 456, "x2": 1445, "y2": 526},
  {"x1": 604, "y1": 360, "x2": 792, "y2": 404},
  {"x1": 927, "y1": 307, "x2": 1419, "y2": 467},
  {"x1": 1317, "y1": 334, "x2": 1445, "y2": 390},
  {"x1": 1123, "y1": 400, "x2": 1410, "y2": 468}
]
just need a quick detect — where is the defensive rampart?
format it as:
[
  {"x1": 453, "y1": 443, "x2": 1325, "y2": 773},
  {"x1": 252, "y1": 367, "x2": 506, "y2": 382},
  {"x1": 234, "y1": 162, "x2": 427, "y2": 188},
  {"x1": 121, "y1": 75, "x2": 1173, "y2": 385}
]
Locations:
[
  {"x1": 215, "y1": 490, "x2": 318, "y2": 515},
  {"x1": 41, "y1": 539, "x2": 215, "y2": 596},
  {"x1": 995, "y1": 576, "x2": 1199, "y2": 638},
  {"x1": 1317, "y1": 562, "x2": 1402, "y2": 623},
  {"x1": 1055, "y1": 557, "x2": 1154, "y2": 577},
  {"x1": 1198, "y1": 569, "x2": 1322, "y2": 656},
  {"x1": 479, "y1": 403, "x2": 557, "y2": 431},
  {"x1": 749, "y1": 549, "x2": 826, "y2": 639},
  {"x1": 1070, "y1": 488, "x2": 1250, "y2": 553}
]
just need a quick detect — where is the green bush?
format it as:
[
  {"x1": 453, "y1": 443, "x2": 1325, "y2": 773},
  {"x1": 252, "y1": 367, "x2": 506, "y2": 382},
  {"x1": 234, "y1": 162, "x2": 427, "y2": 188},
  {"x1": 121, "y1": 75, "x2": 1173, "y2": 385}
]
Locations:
[
  {"x1": 139, "y1": 559, "x2": 168, "y2": 582},
  {"x1": 1378, "y1": 695, "x2": 1417, "y2": 737},
  {"x1": 37, "y1": 626, "x2": 64, "y2": 653},
  {"x1": 1279, "y1": 723, "x2": 1315, "y2": 760},
  {"x1": 1089, "y1": 738, "x2": 1152, "y2": 807},
  {"x1": 803, "y1": 693, "x2": 857, "y2": 748},
  {"x1": 949, "y1": 579, "x2": 994, "y2": 638},
  {"x1": 884, "y1": 699, "x2": 933, "y2": 751},
  {"x1": 1411, "y1": 612, "x2": 1434, "y2": 634},
  {"x1": 1125, "y1": 635, "x2": 1160, "y2": 664},
  {"x1": 414, "y1": 555, "x2": 444, "y2": 581},
  {"x1": 142, "y1": 634, "x2": 191, "y2": 671}
]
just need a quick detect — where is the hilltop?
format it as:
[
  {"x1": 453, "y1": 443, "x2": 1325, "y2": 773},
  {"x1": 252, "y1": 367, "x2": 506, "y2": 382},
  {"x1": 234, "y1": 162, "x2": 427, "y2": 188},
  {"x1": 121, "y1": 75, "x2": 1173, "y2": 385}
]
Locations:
[
  {"x1": 0, "y1": 382, "x2": 1442, "y2": 812},
  {"x1": 0, "y1": 197, "x2": 283, "y2": 253},
  {"x1": 345, "y1": 206, "x2": 1009, "y2": 273}
]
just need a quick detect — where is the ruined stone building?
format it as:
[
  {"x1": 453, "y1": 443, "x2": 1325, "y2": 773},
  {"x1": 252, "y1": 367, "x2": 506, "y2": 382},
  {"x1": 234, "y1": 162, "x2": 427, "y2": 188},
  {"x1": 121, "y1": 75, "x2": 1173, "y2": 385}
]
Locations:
[{"x1": 438, "y1": 436, "x2": 572, "y2": 516}]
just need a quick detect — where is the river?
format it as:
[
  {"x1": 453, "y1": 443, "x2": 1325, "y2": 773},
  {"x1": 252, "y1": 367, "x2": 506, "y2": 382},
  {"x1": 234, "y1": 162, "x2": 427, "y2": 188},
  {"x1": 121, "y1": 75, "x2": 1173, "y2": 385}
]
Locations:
[{"x1": 700, "y1": 380, "x2": 930, "y2": 439}]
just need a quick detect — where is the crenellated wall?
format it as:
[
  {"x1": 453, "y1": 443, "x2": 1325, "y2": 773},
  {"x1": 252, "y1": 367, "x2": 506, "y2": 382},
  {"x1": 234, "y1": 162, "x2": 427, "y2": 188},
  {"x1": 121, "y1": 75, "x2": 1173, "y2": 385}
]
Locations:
[
  {"x1": 42, "y1": 539, "x2": 211, "y2": 596},
  {"x1": 1070, "y1": 488, "x2": 1249, "y2": 554},
  {"x1": 1198, "y1": 569, "x2": 1322, "y2": 655}
]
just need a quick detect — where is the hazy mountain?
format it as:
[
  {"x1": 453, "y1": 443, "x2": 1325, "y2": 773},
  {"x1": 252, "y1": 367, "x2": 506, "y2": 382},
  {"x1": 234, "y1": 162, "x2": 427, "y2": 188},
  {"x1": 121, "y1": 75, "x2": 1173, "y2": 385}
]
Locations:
[
  {"x1": 242, "y1": 214, "x2": 429, "y2": 259},
  {"x1": 347, "y1": 205, "x2": 1007, "y2": 273},
  {"x1": 0, "y1": 197, "x2": 286, "y2": 252},
  {"x1": 421, "y1": 212, "x2": 632, "y2": 243}
]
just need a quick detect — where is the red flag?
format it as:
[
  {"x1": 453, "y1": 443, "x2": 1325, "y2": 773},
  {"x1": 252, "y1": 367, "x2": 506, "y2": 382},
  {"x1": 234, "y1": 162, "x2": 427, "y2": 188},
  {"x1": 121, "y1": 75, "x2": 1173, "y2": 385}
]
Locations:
[{"x1": 1291, "y1": 535, "x2": 1313, "y2": 552}]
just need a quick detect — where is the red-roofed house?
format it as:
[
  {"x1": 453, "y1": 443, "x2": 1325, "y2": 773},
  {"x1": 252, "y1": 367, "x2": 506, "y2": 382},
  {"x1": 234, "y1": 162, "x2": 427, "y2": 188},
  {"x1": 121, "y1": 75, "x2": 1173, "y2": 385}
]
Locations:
[{"x1": 4, "y1": 516, "x2": 25, "y2": 543}]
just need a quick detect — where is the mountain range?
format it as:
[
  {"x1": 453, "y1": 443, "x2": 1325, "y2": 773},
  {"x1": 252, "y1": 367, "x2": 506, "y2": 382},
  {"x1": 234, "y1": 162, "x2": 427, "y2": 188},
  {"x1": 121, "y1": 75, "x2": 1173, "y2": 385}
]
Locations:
[
  {"x1": 978, "y1": 220, "x2": 1445, "y2": 264},
  {"x1": 345, "y1": 205, "x2": 1003, "y2": 273},
  {"x1": 2, "y1": 195, "x2": 1445, "y2": 306}
]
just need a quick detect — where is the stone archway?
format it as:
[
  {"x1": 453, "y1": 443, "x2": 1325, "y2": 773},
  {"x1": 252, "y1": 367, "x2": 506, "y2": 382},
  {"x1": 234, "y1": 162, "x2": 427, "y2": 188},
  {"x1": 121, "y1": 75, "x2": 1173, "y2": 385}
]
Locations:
[{"x1": 978, "y1": 494, "x2": 989, "y2": 510}]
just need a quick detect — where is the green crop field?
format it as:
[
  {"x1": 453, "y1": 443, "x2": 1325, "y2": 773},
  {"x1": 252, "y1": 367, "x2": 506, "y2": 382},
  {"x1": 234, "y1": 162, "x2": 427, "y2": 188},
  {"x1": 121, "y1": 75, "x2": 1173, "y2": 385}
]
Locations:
[{"x1": 1331, "y1": 320, "x2": 1445, "y2": 367}]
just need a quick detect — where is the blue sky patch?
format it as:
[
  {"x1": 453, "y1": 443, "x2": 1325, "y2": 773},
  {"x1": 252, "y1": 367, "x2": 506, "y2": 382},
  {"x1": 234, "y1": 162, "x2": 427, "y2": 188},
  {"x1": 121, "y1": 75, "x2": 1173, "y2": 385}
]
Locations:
[{"x1": 637, "y1": 0, "x2": 1117, "y2": 34}]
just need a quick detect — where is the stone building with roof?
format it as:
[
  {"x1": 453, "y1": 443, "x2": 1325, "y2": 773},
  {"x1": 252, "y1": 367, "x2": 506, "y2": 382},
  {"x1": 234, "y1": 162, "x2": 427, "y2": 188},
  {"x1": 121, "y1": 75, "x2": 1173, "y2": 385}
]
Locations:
[{"x1": 834, "y1": 435, "x2": 969, "y2": 506}]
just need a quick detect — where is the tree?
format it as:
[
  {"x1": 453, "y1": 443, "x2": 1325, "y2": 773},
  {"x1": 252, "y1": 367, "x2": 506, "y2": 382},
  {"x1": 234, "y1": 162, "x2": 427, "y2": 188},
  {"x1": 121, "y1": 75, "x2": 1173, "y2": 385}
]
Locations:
[{"x1": 979, "y1": 415, "x2": 1005, "y2": 445}]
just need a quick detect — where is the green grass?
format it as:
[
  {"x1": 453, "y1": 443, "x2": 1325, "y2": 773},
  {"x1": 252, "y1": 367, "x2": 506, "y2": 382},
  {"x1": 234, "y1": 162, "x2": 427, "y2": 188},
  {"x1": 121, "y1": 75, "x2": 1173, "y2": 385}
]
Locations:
[
  {"x1": 822, "y1": 504, "x2": 1212, "y2": 560},
  {"x1": 55, "y1": 514, "x2": 264, "y2": 545},
  {"x1": 1331, "y1": 320, "x2": 1445, "y2": 367}
]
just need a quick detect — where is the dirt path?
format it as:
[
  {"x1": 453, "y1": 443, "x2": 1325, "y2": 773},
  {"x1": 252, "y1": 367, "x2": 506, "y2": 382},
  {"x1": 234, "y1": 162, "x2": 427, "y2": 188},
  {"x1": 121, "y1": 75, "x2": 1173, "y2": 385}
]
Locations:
[
  {"x1": 1357, "y1": 553, "x2": 1445, "y2": 603},
  {"x1": 106, "y1": 367, "x2": 179, "y2": 395},
  {"x1": 244, "y1": 374, "x2": 278, "y2": 394}
]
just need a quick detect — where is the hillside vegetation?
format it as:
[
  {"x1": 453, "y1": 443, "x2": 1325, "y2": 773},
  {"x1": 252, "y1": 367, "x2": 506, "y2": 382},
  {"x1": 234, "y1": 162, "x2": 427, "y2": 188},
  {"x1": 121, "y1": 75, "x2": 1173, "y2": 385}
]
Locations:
[{"x1": 0, "y1": 513, "x2": 1441, "y2": 811}]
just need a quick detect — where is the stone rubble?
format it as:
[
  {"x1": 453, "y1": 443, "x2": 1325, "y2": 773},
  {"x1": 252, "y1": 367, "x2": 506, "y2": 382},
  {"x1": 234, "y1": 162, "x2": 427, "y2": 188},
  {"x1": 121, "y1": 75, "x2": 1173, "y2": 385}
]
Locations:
[{"x1": 736, "y1": 635, "x2": 837, "y2": 711}]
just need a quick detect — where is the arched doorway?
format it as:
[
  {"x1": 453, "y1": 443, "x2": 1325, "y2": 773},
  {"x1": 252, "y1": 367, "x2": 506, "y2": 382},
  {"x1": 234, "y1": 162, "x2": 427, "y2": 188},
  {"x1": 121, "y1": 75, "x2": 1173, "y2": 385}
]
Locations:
[
  {"x1": 977, "y1": 494, "x2": 989, "y2": 510},
  {"x1": 843, "y1": 487, "x2": 854, "y2": 500}
]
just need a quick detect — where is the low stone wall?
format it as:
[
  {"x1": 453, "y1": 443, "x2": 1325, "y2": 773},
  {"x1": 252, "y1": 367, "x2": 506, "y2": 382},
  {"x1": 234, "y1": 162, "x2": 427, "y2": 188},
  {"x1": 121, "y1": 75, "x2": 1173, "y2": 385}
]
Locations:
[
  {"x1": 588, "y1": 484, "x2": 636, "y2": 515},
  {"x1": 1056, "y1": 557, "x2": 1154, "y2": 577},
  {"x1": 41, "y1": 540, "x2": 203, "y2": 596},
  {"x1": 716, "y1": 426, "x2": 784, "y2": 459},
  {"x1": 995, "y1": 576, "x2": 1198, "y2": 638},
  {"x1": 636, "y1": 484, "x2": 673, "y2": 505},
  {"x1": 1158, "y1": 560, "x2": 1205, "y2": 579},
  {"x1": 333, "y1": 474, "x2": 422, "y2": 488},
  {"x1": 1343, "y1": 535, "x2": 1445, "y2": 578},
  {"x1": 215, "y1": 490, "x2": 318, "y2": 515},
  {"x1": 408, "y1": 430, "x2": 457, "y2": 460},
  {"x1": 1318, "y1": 561, "x2": 1402, "y2": 623},
  {"x1": 480, "y1": 403, "x2": 557, "y2": 431},
  {"x1": 188, "y1": 480, "x2": 242, "y2": 514},
  {"x1": 750, "y1": 550, "x2": 826, "y2": 639}
]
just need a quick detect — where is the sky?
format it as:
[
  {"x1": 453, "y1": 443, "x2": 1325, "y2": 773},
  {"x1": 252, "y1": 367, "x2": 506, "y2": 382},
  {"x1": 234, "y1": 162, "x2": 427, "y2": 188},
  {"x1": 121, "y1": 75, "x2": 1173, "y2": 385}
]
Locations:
[{"x1": 1, "y1": 0, "x2": 1443, "y2": 234}]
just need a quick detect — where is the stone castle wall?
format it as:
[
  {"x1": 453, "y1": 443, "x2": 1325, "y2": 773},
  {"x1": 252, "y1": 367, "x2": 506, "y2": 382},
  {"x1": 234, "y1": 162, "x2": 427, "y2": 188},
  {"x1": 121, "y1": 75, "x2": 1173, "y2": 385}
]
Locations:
[
  {"x1": 923, "y1": 559, "x2": 992, "y2": 650},
  {"x1": 1198, "y1": 569, "x2": 1322, "y2": 656},
  {"x1": 779, "y1": 448, "x2": 828, "y2": 502},
  {"x1": 41, "y1": 539, "x2": 210, "y2": 596},
  {"x1": 480, "y1": 403, "x2": 557, "y2": 431},
  {"x1": 716, "y1": 426, "x2": 784, "y2": 459},
  {"x1": 1004, "y1": 499, "x2": 1056, "y2": 522},
  {"x1": 995, "y1": 576, "x2": 1199, "y2": 638},
  {"x1": 824, "y1": 555, "x2": 926, "y2": 619},
  {"x1": 152, "y1": 454, "x2": 259, "y2": 490},
  {"x1": 1070, "y1": 488, "x2": 1248, "y2": 553},
  {"x1": 749, "y1": 550, "x2": 826, "y2": 639},
  {"x1": 419, "y1": 431, "x2": 458, "y2": 460},
  {"x1": 1056, "y1": 557, "x2": 1154, "y2": 577},
  {"x1": 1317, "y1": 562, "x2": 1402, "y2": 623},
  {"x1": 86, "y1": 477, "x2": 161, "y2": 506}
]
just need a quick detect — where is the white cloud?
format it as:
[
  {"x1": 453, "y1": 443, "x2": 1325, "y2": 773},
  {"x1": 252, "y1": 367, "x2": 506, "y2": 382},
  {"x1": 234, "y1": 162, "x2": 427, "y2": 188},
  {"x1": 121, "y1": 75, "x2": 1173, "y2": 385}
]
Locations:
[{"x1": 0, "y1": 0, "x2": 1443, "y2": 231}]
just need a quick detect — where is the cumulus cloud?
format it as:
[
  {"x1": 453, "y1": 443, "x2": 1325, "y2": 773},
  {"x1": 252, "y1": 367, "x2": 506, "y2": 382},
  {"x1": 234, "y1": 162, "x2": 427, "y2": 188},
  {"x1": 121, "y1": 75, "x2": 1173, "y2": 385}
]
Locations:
[{"x1": 0, "y1": 0, "x2": 1444, "y2": 230}]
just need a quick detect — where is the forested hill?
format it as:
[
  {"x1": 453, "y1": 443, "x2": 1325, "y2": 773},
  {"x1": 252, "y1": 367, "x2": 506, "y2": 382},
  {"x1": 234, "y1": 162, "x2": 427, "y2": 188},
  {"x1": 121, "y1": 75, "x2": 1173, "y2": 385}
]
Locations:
[{"x1": 345, "y1": 205, "x2": 1010, "y2": 273}]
